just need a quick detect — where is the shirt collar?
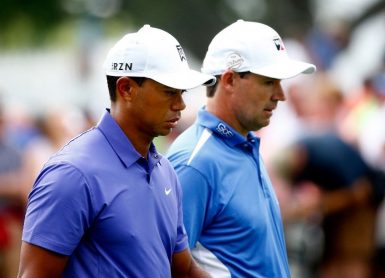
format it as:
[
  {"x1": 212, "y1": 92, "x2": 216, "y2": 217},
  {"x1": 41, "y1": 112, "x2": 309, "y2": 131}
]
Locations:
[
  {"x1": 196, "y1": 107, "x2": 260, "y2": 149},
  {"x1": 97, "y1": 109, "x2": 161, "y2": 168}
]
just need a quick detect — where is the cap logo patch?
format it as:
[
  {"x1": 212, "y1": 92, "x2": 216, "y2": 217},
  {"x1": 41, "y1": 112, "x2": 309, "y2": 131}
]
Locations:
[
  {"x1": 176, "y1": 45, "x2": 186, "y2": 61},
  {"x1": 273, "y1": 38, "x2": 285, "y2": 51},
  {"x1": 226, "y1": 53, "x2": 244, "y2": 69},
  {"x1": 111, "y1": 62, "x2": 133, "y2": 71},
  {"x1": 216, "y1": 123, "x2": 233, "y2": 137}
]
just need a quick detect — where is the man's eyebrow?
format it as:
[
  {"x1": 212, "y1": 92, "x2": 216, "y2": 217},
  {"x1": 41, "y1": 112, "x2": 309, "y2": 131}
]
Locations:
[
  {"x1": 261, "y1": 76, "x2": 279, "y2": 81},
  {"x1": 159, "y1": 85, "x2": 185, "y2": 93}
]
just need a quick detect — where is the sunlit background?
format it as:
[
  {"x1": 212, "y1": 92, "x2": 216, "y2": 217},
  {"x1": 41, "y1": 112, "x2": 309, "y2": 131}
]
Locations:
[{"x1": 1, "y1": 0, "x2": 384, "y2": 115}]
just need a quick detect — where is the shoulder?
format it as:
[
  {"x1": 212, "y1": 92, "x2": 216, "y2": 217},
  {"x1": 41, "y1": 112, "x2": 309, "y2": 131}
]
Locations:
[
  {"x1": 30, "y1": 128, "x2": 114, "y2": 197},
  {"x1": 168, "y1": 126, "x2": 219, "y2": 165},
  {"x1": 167, "y1": 126, "x2": 232, "y2": 181},
  {"x1": 49, "y1": 127, "x2": 117, "y2": 172},
  {"x1": 33, "y1": 161, "x2": 89, "y2": 195}
]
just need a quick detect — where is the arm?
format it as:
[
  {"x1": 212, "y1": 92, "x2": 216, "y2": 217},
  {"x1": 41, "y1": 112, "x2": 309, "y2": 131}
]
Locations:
[
  {"x1": 171, "y1": 249, "x2": 211, "y2": 278},
  {"x1": 321, "y1": 177, "x2": 373, "y2": 215},
  {"x1": 285, "y1": 178, "x2": 373, "y2": 219},
  {"x1": 20, "y1": 163, "x2": 92, "y2": 277},
  {"x1": 17, "y1": 242, "x2": 69, "y2": 278}
]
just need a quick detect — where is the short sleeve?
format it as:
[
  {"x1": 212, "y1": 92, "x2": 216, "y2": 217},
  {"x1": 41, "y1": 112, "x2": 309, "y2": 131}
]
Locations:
[
  {"x1": 22, "y1": 162, "x2": 94, "y2": 255},
  {"x1": 176, "y1": 165, "x2": 212, "y2": 248}
]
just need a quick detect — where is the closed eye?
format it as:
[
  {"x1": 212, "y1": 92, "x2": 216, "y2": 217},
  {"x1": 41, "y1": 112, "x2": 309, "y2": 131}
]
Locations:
[{"x1": 264, "y1": 79, "x2": 280, "y2": 86}]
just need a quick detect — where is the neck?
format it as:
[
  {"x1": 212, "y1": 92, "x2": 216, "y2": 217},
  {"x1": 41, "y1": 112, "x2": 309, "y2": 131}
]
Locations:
[
  {"x1": 110, "y1": 107, "x2": 152, "y2": 157},
  {"x1": 127, "y1": 132, "x2": 152, "y2": 158},
  {"x1": 206, "y1": 98, "x2": 248, "y2": 137}
]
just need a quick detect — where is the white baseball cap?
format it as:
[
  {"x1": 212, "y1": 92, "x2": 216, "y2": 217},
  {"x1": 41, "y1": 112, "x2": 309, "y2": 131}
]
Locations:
[
  {"x1": 202, "y1": 20, "x2": 316, "y2": 79},
  {"x1": 103, "y1": 25, "x2": 216, "y2": 90}
]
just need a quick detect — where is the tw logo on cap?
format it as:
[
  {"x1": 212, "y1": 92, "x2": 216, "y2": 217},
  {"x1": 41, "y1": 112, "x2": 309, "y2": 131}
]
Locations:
[
  {"x1": 273, "y1": 38, "x2": 285, "y2": 51},
  {"x1": 176, "y1": 45, "x2": 186, "y2": 61}
]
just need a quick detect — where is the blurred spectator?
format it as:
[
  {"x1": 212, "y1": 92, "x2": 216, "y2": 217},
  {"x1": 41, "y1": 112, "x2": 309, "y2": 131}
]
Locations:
[
  {"x1": 306, "y1": 21, "x2": 349, "y2": 71},
  {"x1": 355, "y1": 69, "x2": 385, "y2": 278},
  {"x1": 340, "y1": 71, "x2": 385, "y2": 150},
  {"x1": 21, "y1": 107, "x2": 91, "y2": 201},
  {"x1": 288, "y1": 72, "x2": 345, "y2": 133},
  {"x1": 261, "y1": 71, "x2": 383, "y2": 277},
  {"x1": 275, "y1": 132, "x2": 382, "y2": 278},
  {"x1": 355, "y1": 71, "x2": 385, "y2": 172},
  {"x1": 0, "y1": 101, "x2": 25, "y2": 278},
  {"x1": 260, "y1": 66, "x2": 385, "y2": 278},
  {"x1": 259, "y1": 71, "x2": 345, "y2": 166}
]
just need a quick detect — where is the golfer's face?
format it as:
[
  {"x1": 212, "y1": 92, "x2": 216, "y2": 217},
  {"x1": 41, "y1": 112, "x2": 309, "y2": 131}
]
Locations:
[{"x1": 132, "y1": 79, "x2": 186, "y2": 137}]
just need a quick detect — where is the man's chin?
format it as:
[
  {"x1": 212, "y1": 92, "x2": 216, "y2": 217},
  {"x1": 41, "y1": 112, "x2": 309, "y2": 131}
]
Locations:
[{"x1": 157, "y1": 128, "x2": 173, "y2": 137}]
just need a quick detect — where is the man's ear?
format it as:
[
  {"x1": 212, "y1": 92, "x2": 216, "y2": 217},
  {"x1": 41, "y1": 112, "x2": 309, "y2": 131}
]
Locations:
[
  {"x1": 116, "y1": 77, "x2": 137, "y2": 101},
  {"x1": 219, "y1": 70, "x2": 238, "y2": 92}
]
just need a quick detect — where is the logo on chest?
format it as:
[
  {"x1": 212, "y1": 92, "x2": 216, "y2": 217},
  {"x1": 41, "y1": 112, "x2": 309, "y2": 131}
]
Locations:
[{"x1": 164, "y1": 186, "x2": 172, "y2": 195}]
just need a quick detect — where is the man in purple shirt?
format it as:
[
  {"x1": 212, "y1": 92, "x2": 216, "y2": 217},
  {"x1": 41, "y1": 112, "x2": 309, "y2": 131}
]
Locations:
[{"x1": 17, "y1": 25, "x2": 215, "y2": 277}]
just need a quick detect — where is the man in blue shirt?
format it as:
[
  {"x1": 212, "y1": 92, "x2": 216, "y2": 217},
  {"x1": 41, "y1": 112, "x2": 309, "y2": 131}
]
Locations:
[
  {"x1": 17, "y1": 25, "x2": 215, "y2": 277},
  {"x1": 167, "y1": 20, "x2": 316, "y2": 277}
]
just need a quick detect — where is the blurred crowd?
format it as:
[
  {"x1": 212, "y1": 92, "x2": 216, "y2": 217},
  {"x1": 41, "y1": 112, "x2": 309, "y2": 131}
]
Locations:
[
  {"x1": 0, "y1": 11, "x2": 385, "y2": 278},
  {"x1": 257, "y1": 43, "x2": 385, "y2": 277},
  {"x1": 0, "y1": 103, "x2": 96, "y2": 277}
]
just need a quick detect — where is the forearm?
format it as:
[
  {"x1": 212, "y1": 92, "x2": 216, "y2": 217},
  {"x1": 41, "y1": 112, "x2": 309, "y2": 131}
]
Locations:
[
  {"x1": 182, "y1": 259, "x2": 211, "y2": 278},
  {"x1": 171, "y1": 249, "x2": 212, "y2": 278},
  {"x1": 321, "y1": 178, "x2": 372, "y2": 215}
]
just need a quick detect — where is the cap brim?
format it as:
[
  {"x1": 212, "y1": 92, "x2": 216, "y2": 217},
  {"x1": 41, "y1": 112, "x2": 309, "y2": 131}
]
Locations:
[
  {"x1": 250, "y1": 59, "x2": 316, "y2": 79},
  {"x1": 148, "y1": 70, "x2": 216, "y2": 90}
]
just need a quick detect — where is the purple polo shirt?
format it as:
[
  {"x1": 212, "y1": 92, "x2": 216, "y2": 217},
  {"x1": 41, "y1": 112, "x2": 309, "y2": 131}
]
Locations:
[{"x1": 22, "y1": 110, "x2": 188, "y2": 277}]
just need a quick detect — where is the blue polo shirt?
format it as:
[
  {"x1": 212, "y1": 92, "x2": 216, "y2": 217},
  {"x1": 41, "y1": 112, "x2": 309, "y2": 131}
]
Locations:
[
  {"x1": 22, "y1": 110, "x2": 188, "y2": 277},
  {"x1": 166, "y1": 108, "x2": 291, "y2": 277}
]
